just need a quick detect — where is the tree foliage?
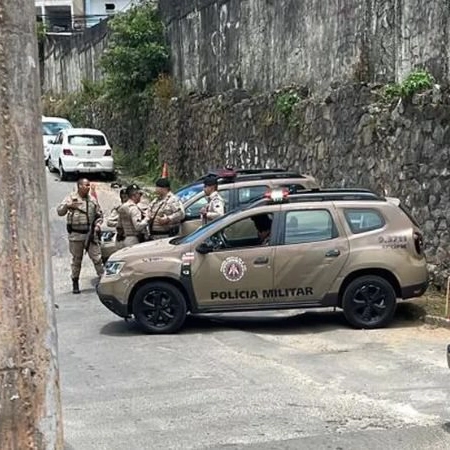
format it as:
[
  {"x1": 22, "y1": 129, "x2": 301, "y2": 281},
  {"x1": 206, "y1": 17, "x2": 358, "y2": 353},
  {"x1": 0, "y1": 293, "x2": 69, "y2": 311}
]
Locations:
[{"x1": 100, "y1": 1, "x2": 169, "y2": 101}]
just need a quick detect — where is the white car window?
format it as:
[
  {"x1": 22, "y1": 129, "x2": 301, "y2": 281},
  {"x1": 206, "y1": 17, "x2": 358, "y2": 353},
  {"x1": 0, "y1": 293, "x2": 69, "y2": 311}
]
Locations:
[
  {"x1": 42, "y1": 122, "x2": 71, "y2": 136},
  {"x1": 68, "y1": 135, "x2": 106, "y2": 146}
]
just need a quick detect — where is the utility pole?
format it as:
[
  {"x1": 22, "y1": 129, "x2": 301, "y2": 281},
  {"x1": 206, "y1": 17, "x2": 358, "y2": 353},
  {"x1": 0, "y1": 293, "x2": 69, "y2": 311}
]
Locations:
[{"x1": 0, "y1": 1, "x2": 63, "y2": 448}]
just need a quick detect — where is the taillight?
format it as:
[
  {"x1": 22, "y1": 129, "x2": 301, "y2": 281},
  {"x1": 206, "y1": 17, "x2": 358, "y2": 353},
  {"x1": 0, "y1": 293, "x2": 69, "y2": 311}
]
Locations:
[
  {"x1": 104, "y1": 149, "x2": 112, "y2": 156},
  {"x1": 63, "y1": 148, "x2": 73, "y2": 155},
  {"x1": 413, "y1": 231, "x2": 424, "y2": 255}
]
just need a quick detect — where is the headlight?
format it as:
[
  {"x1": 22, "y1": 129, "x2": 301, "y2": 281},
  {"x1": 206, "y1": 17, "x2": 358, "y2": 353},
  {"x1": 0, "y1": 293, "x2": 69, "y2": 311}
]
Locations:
[
  {"x1": 101, "y1": 231, "x2": 115, "y2": 242},
  {"x1": 104, "y1": 261, "x2": 125, "y2": 276}
]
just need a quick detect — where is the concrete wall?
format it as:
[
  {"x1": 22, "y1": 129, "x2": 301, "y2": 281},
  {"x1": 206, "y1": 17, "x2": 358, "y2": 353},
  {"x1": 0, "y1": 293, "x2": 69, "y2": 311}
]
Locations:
[
  {"x1": 41, "y1": 20, "x2": 109, "y2": 93},
  {"x1": 159, "y1": 0, "x2": 450, "y2": 94}
]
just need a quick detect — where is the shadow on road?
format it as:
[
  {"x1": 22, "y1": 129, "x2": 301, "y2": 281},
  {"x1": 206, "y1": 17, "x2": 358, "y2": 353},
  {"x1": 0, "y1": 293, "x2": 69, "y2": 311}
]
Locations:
[{"x1": 99, "y1": 303, "x2": 423, "y2": 338}]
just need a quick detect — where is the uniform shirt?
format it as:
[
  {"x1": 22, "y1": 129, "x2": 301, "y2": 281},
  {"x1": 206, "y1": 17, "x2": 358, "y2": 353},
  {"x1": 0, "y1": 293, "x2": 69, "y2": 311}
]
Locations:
[
  {"x1": 204, "y1": 191, "x2": 225, "y2": 222},
  {"x1": 117, "y1": 200, "x2": 149, "y2": 237},
  {"x1": 147, "y1": 192, "x2": 185, "y2": 234},
  {"x1": 106, "y1": 204, "x2": 121, "y2": 228},
  {"x1": 57, "y1": 192, "x2": 102, "y2": 242}
]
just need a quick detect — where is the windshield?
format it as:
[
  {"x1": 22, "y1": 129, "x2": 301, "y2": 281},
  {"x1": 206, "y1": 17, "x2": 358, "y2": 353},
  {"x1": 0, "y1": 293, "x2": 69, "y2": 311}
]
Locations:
[
  {"x1": 175, "y1": 183, "x2": 203, "y2": 203},
  {"x1": 174, "y1": 210, "x2": 240, "y2": 245},
  {"x1": 42, "y1": 121, "x2": 72, "y2": 136}
]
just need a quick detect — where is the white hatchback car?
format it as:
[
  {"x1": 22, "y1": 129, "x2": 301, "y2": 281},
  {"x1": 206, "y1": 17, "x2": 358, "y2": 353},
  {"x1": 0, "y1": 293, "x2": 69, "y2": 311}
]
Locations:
[
  {"x1": 42, "y1": 116, "x2": 73, "y2": 164},
  {"x1": 48, "y1": 128, "x2": 114, "y2": 181}
]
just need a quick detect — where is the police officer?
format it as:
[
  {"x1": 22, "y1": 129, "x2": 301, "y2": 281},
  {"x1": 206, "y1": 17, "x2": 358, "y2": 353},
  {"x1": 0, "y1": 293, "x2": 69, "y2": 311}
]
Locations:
[
  {"x1": 147, "y1": 178, "x2": 185, "y2": 239},
  {"x1": 57, "y1": 178, "x2": 104, "y2": 294},
  {"x1": 106, "y1": 188, "x2": 128, "y2": 249},
  {"x1": 117, "y1": 184, "x2": 149, "y2": 247},
  {"x1": 252, "y1": 214, "x2": 272, "y2": 245},
  {"x1": 200, "y1": 176, "x2": 225, "y2": 224}
]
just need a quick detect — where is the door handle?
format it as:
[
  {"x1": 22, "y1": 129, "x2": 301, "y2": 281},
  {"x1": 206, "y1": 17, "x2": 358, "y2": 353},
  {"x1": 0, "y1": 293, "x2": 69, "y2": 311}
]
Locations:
[
  {"x1": 325, "y1": 249, "x2": 340, "y2": 257},
  {"x1": 254, "y1": 256, "x2": 269, "y2": 265}
]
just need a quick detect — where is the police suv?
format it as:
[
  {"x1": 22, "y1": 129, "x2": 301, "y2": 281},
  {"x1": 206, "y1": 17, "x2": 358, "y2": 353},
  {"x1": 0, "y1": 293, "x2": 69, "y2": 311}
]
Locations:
[{"x1": 97, "y1": 187, "x2": 428, "y2": 334}]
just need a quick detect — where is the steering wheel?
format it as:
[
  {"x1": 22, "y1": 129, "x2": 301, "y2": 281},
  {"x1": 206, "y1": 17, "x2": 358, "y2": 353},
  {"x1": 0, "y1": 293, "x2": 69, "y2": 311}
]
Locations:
[{"x1": 208, "y1": 232, "x2": 227, "y2": 250}]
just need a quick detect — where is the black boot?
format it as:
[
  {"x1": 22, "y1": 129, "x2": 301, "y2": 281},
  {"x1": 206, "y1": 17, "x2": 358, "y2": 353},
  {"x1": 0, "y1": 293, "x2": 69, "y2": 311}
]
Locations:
[{"x1": 72, "y1": 278, "x2": 80, "y2": 294}]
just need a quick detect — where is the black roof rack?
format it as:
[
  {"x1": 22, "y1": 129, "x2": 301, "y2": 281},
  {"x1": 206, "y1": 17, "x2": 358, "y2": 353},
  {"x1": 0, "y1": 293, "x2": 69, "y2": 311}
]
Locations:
[{"x1": 194, "y1": 169, "x2": 306, "y2": 183}]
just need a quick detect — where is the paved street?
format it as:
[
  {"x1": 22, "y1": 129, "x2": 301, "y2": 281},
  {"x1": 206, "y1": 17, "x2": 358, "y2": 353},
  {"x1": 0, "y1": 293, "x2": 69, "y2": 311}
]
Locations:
[{"x1": 47, "y1": 172, "x2": 450, "y2": 450}]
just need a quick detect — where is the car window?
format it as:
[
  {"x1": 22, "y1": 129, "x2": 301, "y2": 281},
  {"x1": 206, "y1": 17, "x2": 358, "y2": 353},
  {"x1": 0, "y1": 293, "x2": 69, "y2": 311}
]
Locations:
[
  {"x1": 344, "y1": 209, "x2": 385, "y2": 234},
  {"x1": 237, "y1": 186, "x2": 268, "y2": 206},
  {"x1": 185, "y1": 190, "x2": 230, "y2": 218},
  {"x1": 207, "y1": 213, "x2": 273, "y2": 249},
  {"x1": 175, "y1": 184, "x2": 203, "y2": 203},
  {"x1": 68, "y1": 134, "x2": 106, "y2": 146},
  {"x1": 284, "y1": 210, "x2": 336, "y2": 244},
  {"x1": 54, "y1": 133, "x2": 63, "y2": 144},
  {"x1": 42, "y1": 121, "x2": 72, "y2": 136}
]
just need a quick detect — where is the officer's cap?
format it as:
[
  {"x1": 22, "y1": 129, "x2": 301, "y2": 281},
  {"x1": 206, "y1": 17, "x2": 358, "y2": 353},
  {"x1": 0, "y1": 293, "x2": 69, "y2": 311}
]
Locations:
[
  {"x1": 203, "y1": 175, "x2": 219, "y2": 187},
  {"x1": 126, "y1": 183, "x2": 142, "y2": 196},
  {"x1": 155, "y1": 178, "x2": 171, "y2": 189}
]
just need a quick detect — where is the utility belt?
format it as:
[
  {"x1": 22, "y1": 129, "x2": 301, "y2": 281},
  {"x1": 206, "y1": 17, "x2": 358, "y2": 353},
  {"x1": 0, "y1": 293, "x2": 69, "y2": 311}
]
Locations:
[
  {"x1": 67, "y1": 224, "x2": 90, "y2": 234},
  {"x1": 151, "y1": 227, "x2": 179, "y2": 237}
]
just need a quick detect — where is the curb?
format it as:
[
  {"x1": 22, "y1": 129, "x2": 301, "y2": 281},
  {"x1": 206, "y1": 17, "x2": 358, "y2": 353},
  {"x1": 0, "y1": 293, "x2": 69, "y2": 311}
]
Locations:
[{"x1": 423, "y1": 315, "x2": 450, "y2": 329}]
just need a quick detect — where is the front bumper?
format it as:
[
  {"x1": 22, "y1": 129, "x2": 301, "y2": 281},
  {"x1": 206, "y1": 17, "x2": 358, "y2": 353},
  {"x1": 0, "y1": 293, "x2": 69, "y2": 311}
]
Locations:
[
  {"x1": 401, "y1": 280, "x2": 429, "y2": 299},
  {"x1": 97, "y1": 285, "x2": 130, "y2": 318}
]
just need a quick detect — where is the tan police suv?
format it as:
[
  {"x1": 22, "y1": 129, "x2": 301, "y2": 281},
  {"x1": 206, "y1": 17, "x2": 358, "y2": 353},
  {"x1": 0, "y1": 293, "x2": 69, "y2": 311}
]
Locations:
[
  {"x1": 100, "y1": 167, "x2": 319, "y2": 261},
  {"x1": 97, "y1": 187, "x2": 428, "y2": 333}
]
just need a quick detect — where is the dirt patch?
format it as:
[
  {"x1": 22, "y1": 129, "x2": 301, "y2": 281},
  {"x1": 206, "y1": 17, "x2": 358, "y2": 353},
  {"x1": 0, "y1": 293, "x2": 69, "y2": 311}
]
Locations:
[{"x1": 397, "y1": 290, "x2": 449, "y2": 321}]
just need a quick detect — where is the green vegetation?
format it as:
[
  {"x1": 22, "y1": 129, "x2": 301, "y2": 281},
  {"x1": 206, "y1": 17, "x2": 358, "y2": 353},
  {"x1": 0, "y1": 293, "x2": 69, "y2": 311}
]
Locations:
[
  {"x1": 36, "y1": 21, "x2": 46, "y2": 43},
  {"x1": 384, "y1": 70, "x2": 435, "y2": 100},
  {"x1": 100, "y1": 1, "x2": 169, "y2": 103},
  {"x1": 275, "y1": 91, "x2": 300, "y2": 119}
]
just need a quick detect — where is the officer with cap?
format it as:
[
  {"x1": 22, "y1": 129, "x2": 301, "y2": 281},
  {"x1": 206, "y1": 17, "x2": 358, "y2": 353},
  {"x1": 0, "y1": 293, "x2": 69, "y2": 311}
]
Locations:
[
  {"x1": 147, "y1": 178, "x2": 185, "y2": 239},
  {"x1": 200, "y1": 176, "x2": 225, "y2": 224},
  {"x1": 117, "y1": 184, "x2": 149, "y2": 247}
]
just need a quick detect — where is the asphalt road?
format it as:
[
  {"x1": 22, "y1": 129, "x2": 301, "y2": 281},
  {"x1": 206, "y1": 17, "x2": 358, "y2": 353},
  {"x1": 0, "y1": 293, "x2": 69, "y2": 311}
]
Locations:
[{"x1": 47, "y1": 172, "x2": 450, "y2": 450}]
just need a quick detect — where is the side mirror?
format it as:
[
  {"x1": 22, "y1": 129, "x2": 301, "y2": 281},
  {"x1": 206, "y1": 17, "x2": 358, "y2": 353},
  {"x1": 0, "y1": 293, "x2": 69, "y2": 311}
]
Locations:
[{"x1": 196, "y1": 242, "x2": 212, "y2": 255}]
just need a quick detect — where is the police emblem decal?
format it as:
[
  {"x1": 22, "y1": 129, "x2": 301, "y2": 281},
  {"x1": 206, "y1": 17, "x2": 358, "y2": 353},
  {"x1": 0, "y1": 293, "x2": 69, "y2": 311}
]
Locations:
[{"x1": 220, "y1": 257, "x2": 247, "y2": 282}]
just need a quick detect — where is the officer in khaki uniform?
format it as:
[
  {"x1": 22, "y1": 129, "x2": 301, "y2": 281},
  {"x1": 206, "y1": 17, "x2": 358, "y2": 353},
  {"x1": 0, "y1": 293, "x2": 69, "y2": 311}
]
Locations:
[
  {"x1": 147, "y1": 178, "x2": 185, "y2": 239},
  {"x1": 57, "y1": 178, "x2": 104, "y2": 294},
  {"x1": 106, "y1": 188, "x2": 128, "y2": 250},
  {"x1": 200, "y1": 176, "x2": 225, "y2": 224},
  {"x1": 117, "y1": 184, "x2": 149, "y2": 247}
]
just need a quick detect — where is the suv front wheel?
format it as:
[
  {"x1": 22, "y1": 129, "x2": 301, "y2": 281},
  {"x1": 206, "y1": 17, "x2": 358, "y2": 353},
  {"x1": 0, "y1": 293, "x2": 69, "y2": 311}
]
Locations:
[
  {"x1": 132, "y1": 281, "x2": 187, "y2": 334},
  {"x1": 342, "y1": 275, "x2": 397, "y2": 329}
]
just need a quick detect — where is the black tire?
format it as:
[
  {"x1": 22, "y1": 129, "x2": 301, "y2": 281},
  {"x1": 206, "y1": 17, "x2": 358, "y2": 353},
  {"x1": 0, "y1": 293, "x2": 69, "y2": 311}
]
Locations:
[
  {"x1": 132, "y1": 281, "x2": 187, "y2": 334},
  {"x1": 48, "y1": 158, "x2": 57, "y2": 173},
  {"x1": 59, "y1": 162, "x2": 68, "y2": 181},
  {"x1": 342, "y1": 275, "x2": 397, "y2": 329}
]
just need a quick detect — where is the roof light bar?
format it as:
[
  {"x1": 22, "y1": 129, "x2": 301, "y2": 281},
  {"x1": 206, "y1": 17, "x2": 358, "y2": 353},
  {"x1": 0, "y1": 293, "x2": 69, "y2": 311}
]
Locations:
[{"x1": 264, "y1": 187, "x2": 290, "y2": 203}]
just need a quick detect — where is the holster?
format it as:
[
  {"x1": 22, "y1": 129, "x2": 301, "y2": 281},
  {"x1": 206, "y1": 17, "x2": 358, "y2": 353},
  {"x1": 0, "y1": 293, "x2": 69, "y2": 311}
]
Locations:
[{"x1": 116, "y1": 227, "x2": 125, "y2": 242}]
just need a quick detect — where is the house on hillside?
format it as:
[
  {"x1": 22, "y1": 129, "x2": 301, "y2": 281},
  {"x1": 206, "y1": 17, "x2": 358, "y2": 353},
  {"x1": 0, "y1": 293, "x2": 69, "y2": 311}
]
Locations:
[{"x1": 35, "y1": 0, "x2": 140, "y2": 31}]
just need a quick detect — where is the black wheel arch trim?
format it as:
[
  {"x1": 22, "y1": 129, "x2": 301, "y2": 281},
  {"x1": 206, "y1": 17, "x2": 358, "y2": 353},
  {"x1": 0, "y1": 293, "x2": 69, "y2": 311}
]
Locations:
[
  {"x1": 127, "y1": 275, "x2": 198, "y2": 315},
  {"x1": 337, "y1": 268, "x2": 402, "y2": 306}
]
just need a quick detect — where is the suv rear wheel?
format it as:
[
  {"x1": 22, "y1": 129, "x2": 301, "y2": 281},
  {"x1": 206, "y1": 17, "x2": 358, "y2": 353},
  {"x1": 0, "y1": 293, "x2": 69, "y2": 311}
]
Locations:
[
  {"x1": 342, "y1": 275, "x2": 397, "y2": 329},
  {"x1": 132, "y1": 281, "x2": 187, "y2": 334}
]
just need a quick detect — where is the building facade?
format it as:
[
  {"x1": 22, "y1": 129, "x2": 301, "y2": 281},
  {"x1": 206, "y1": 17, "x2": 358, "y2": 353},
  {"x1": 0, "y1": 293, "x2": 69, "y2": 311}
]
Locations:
[{"x1": 35, "y1": 0, "x2": 140, "y2": 30}]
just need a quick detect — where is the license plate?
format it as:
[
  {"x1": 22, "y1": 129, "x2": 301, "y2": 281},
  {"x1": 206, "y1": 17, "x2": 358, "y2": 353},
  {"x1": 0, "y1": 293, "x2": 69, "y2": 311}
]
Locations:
[{"x1": 84, "y1": 162, "x2": 96, "y2": 167}]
